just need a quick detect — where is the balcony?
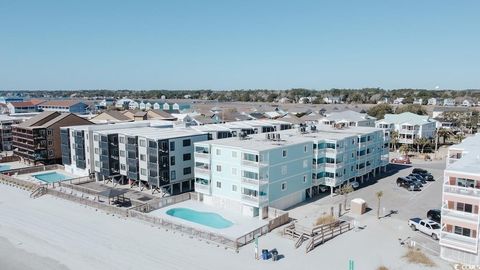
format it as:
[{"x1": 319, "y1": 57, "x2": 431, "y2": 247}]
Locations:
[
  {"x1": 194, "y1": 152, "x2": 210, "y2": 160},
  {"x1": 194, "y1": 167, "x2": 210, "y2": 178},
  {"x1": 194, "y1": 183, "x2": 211, "y2": 193},
  {"x1": 440, "y1": 232, "x2": 478, "y2": 254},
  {"x1": 313, "y1": 149, "x2": 326, "y2": 156},
  {"x1": 241, "y1": 194, "x2": 268, "y2": 205},
  {"x1": 241, "y1": 160, "x2": 267, "y2": 168},
  {"x1": 241, "y1": 177, "x2": 268, "y2": 186},
  {"x1": 442, "y1": 207, "x2": 479, "y2": 223},
  {"x1": 324, "y1": 177, "x2": 336, "y2": 186},
  {"x1": 444, "y1": 185, "x2": 480, "y2": 198},
  {"x1": 313, "y1": 163, "x2": 325, "y2": 171}
]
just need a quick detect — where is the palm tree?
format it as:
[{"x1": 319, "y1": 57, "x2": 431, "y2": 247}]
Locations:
[
  {"x1": 399, "y1": 144, "x2": 410, "y2": 156},
  {"x1": 454, "y1": 133, "x2": 465, "y2": 143},
  {"x1": 414, "y1": 137, "x2": 429, "y2": 153},
  {"x1": 437, "y1": 128, "x2": 451, "y2": 144},
  {"x1": 376, "y1": 191, "x2": 384, "y2": 219},
  {"x1": 390, "y1": 130, "x2": 399, "y2": 151},
  {"x1": 337, "y1": 183, "x2": 354, "y2": 211}
]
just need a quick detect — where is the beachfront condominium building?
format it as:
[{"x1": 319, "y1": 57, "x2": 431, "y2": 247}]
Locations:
[
  {"x1": 61, "y1": 121, "x2": 172, "y2": 176},
  {"x1": 0, "y1": 115, "x2": 22, "y2": 151},
  {"x1": 91, "y1": 127, "x2": 209, "y2": 195},
  {"x1": 37, "y1": 100, "x2": 89, "y2": 114},
  {"x1": 375, "y1": 112, "x2": 436, "y2": 145},
  {"x1": 440, "y1": 134, "x2": 480, "y2": 265},
  {"x1": 318, "y1": 110, "x2": 376, "y2": 127},
  {"x1": 194, "y1": 125, "x2": 388, "y2": 218},
  {"x1": 12, "y1": 111, "x2": 92, "y2": 165}
]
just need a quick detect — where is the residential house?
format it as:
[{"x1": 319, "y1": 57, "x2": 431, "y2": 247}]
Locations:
[
  {"x1": 444, "y1": 99, "x2": 456, "y2": 107},
  {"x1": 37, "y1": 100, "x2": 89, "y2": 114},
  {"x1": 0, "y1": 96, "x2": 24, "y2": 104},
  {"x1": 7, "y1": 100, "x2": 44, "y2": 114},
  {"x1": 323, "y1": 96, "x2": 342, "y2": 104},
  {"x1": 413, "y1": 98, "x2": 423, "y2": 105},
  {"x1": 318, "y1": 110, "x2": 376, "y2": 127},
  {"x1": 393, "y1": 98, "x2": 405, "y2": 105},
  {"x1": 375, "y1": 112, "x2": 436, "y2": 145},
  {"x1": 428, "y1": 98, "x2": 441, "y2": 106}
]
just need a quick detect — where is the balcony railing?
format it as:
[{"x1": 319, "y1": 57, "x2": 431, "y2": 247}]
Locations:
[
  {"x1": 324, "y1": 177, "x2": 336, "y2": 186},
  {"x1": 440, "y1": 232, "x2": 478, "y2": 254},
  {"x1": 194, "y1": 152, "x2": 209, "y2": 159},
  {"x1": 442, "y1": 207, "x2": 479, "y2": 223},
  {"x1": 194, "y1": 183, "x2": 211, "y2": 193},
  {"x1": 444, "y1": 185, "x2": 480, "y2": 198},
  {"x1": 194, "y1": 167, "x2": 210, "y2": 175},
  {"x1": 241, "y1": 160, "x2": 267, "y2": 167},
  {"x1": 241, "y1": 177, "x2": 268, "y2": 186},
  {"x1": 241, "y1": 194, "x2": 268, "y2": 204}
]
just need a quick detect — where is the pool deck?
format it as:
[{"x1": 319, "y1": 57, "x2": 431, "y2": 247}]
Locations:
[
  {"x1": 0, "y1": 161, "x2": 30, "y2": 171},
  {"x1": 149, "y1": 200, "x2": 268, "y2": 239}
]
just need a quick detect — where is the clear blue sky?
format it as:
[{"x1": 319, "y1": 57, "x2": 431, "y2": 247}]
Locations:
[{"x1": 1, "y1": 0, "x2": 479, "y2": 90}]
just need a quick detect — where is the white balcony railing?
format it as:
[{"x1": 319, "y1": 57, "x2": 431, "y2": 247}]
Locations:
[
  {"x1": 440, "y1": 232, "x2": 478, "y2": 254},
  {"x1": 324, "y1": 177, "x2": 336, "y2": 186},
  {"x1": 194, "y1": 183, "x2": 211, "y2": 193},
  {"x1": 194, "y1": 152, "x2": 210, "y2": 160},
  {"x1": 194, "y1": 167, "x2": 210, "y2": 176},
  {"x1": 241, "y1": 160, "x2": 268, "y2": 168},
  {"x1": 241, "y1": 194, "x2": 268, "y2": 205},
  {"x1": 443, "y1": 185, "x2": 480, "y2": 198},
  {"x1": 442, "y1": 207, "x2": 479, "y2": 223},
  {"x1": 241, "y1": 177, "x2": 268, "y2": 186}
]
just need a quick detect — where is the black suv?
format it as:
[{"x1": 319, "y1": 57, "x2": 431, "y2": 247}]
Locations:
[
  {"x1": 427, "y1": 209, "x2": 441, "y2": 223},
  {"x1": 396, "y1": 177, "x2": 421, "y2": 191},
  {"x1": 412, "y1": 168, "x2": 428, "y2": 174}
]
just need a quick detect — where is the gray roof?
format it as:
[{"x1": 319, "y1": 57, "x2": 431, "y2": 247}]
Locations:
[
  {"x1": 322, "y1": 110, "x2": 376, "y2": 122},
  {"x1": 381, "y1": 112, "x2": 434, "y2": 125}
]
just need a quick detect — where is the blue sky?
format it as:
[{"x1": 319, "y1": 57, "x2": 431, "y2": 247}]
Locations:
[{"x1": 1, "y1": 0, "x2": 479, "y2": 90}]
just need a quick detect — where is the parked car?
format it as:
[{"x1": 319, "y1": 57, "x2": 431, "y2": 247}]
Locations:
[
  {"x1": 350, "y1": 181, "x2": 360, "y2": 189},
  {"x1": 396, "y1": 177, "x2": 421, "y2": 191},
  {"x1": 391, "y1": 155, "x2": 411, "y2": 164},
  {"x1": 408, "y1": 173, "x2": 427, "y2": 184},
  {"x1": 412, "y1": 168, "x2": 428, "y2": 174},
  {"x1": 427, "y1": 209, "x2": 441, "y2": 223},
  {"x1": 405, "y1": 175, "x2": 424, "y2": 187},
  {"x1": 408, "y1": 218, "x2": 441, "y2": 240}
]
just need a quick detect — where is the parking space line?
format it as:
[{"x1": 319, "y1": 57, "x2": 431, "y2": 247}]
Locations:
[{"x1": 408, "y1": 182, "x2": 435, "y2": 201}]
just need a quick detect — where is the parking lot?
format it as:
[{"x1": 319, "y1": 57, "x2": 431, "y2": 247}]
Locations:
[{"x1": 288, "y1": 158, "x2": 446, "y2": 256}]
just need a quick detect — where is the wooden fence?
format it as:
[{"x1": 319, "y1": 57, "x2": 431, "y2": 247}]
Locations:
[
  {"x1": 0, "y1": 155, "x2": 20, "y2": 163},
  {"x1": 0, "y1": 173, "x2": 39, "y2": 191},
  {"x1": 267, "y1": 207, "x2": 290, "y2": 231}
]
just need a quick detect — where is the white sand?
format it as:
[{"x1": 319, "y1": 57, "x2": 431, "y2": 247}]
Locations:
[{"x1": 0, "y1": 185, "x2": 453, "y2": 270}]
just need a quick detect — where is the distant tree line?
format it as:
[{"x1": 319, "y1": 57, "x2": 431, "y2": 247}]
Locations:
[{"x1": 1, "y1": 88, "x2": 480, "y2": 103}]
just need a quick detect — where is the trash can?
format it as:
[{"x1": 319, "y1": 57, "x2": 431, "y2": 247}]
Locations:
[
  {"x1": 271, "y1": 250, "x2": 278, "y2": 261},
  {"x1": 262, "y1": 249, "x2": 268, "y2": 260}
]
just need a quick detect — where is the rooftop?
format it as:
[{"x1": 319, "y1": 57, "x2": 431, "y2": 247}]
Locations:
[
  {"x1": 322, "y1": 110, "x2": 376, "y2": 122},
  {"x1": 381, "y1": 112, "x2": 434, "y2": 125}
]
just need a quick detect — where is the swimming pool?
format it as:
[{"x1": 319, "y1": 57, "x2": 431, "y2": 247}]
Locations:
[
  {"x1": 166, "y1": 208, "x2": 233, "y2": 229},
  {"x1": 34, "y1": 172, "x2": 70, "y2": 183},
  {"x1": 0, "y1": 164, "x2": 11, "y2": 172}
]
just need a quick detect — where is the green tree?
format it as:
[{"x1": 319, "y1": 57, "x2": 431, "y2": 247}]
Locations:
[
  {"x1": 367, "y1": 104, "x2": 394, "y2": 119},
  {"x1": 390, "y1": 130, "x2": 399, "y2": 151},
  {"x1": 414, "y1": 137, "x2": 429, "y2": 153},
  {"x1": 395, "y1": 104, "x2": 427, "y2": 115},
  {"x1": 399, "y1": 144, "x2": 411, "y2": 156},
  {"x1": 437, "y1": 128, "x2": 452, "y2": 144},
  {"x1": 454, "y1": 133, "x2": 465, "y2": 143}
]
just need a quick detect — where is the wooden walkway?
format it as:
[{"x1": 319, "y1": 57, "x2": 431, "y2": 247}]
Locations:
[{"x1": 284, "y1": 219, "x2": 352, "y2": 253}]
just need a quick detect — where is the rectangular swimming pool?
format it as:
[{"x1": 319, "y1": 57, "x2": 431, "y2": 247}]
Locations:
[
  {"x1": 166, "y1": 208, "x2": 233, "y2": 229},
  {"x1": 34, "y1": 172, "x2": 70, "y2": 183},
  {"x1": 0, "y1": 164, "x2": 11, "y2": 172}
]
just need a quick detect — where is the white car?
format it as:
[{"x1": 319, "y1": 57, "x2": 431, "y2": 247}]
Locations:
[{"x1": 408, "y1": 218, "x2": 441, "y2": 240}]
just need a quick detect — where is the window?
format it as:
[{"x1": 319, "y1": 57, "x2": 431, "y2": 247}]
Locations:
[
  {"x1": 183, "y1": 139, "x2": 191, "y2": 147},
  {"x1": 171, "y1": 171, "x2": 176, "y2": 180},
  {"x1": 216, "y1": 149, "x2": 221, "y2": 156},
  {"x1": 94, "y1": 135, "x2": 99, "y2": 141},
  {"x1": 48, "y1": 150, "x2": 53, "y2": 156},
  {"x1": 216, "y1": 165, "x2": 222, "y2": 172},
  {"x1": 183, "y1": 167, "x2": 191, "y2": 175},
  {"x1": 95, "y1": 161, "x2": 100, "y2": 167},
  {"x1": 454, "y1": 226, "x2": 471, "y2": 237},
  {"x1": 303, "y1": 175, "x2": 307, "y2": 183},
  {"x1": 140, "y1": 154, "x2": 146, "y2": 161},
  {"x1": 170, "y1": 156, "x2": 175, "y2": 166},
  {"x1": 231, "y1": 168, "x2": 237, "y2": 175},
  {"x1": 232, "y1": 151, "x2": 237, "y2": 158},
  {"x1": 281, "y1": 182, "x2": 287, "y2": 191},
  {"x1": 216, "y1": 182, "x2": 222, "y2": 188},
  {"x1": 170, "y1": 141, "x2": 175, "y2": 151},
  {"x1": 120, "y1": 150, "x2": 125, "y2": 157},
  {"x1": 119, "y1": 137, "x2": 125, "y2": 144},
  {"x1": 183, "y1": 153, "x2": 191, "y2": 161},
  {"x1": 140, "y1": 168, "x2": 147, "y2": 176},
  {"x1": 303, "y1": 160, "x2": 308, "y2": 168},
  {"x1": 47, "y1": 129, "x2": 52, "y2": 136},
  {"x1": 281, "y1": 165, "x2": 287, "y2": 175},
  {"x1": 304, "y1": 145, "x2": 307, "y2": 153},
  {"x1": 48, "y1": 140, "x2": 53, "y2": 146},
  {"x1": 94, "y1": 148, "x2": 99, "y2": 154},
  {"x1": 282, "y1": 149, "x2": 287, "y2": 157},
  {"x1": 139, "y1": 140, "x2": 146, "y2": 147},
  {"x1": 232, "y1": 185, "x2": 237, "y2": 192}
]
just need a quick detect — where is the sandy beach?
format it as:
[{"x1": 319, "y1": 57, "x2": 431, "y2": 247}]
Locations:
[{"x1": 0, "y1": 184, "x2": 452, "y2": 270}]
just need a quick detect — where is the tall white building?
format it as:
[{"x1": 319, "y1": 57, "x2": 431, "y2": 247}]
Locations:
[{"x1": 375, "y1": 112, "x2": 436, "y2": 144}]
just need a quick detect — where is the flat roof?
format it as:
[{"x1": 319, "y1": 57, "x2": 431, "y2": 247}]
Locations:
[
  {"x1": 206, "y1": 125, "x2": 381, "y2": 151},
  {"x1": 97, "y1": 126, "x2": 205, "y2": 140}
]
